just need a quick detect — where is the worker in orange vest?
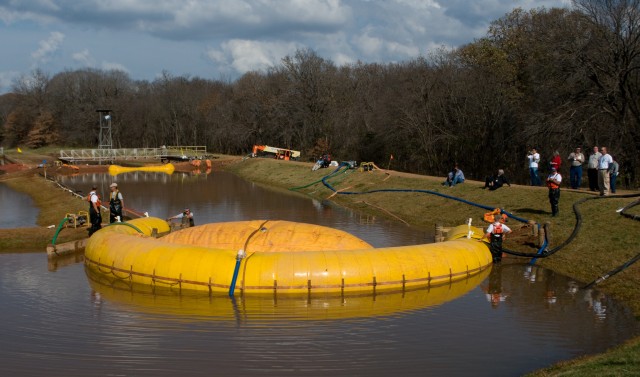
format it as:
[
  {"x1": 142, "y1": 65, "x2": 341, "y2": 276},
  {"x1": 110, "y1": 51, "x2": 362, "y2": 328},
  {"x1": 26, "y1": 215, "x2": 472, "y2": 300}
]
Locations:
[
  {"x1": 484, "y1": 215, "x2": 512, "y2": 263},
  {"x1": 546, "y1": 166, "x2": 562, "y2": 217}
]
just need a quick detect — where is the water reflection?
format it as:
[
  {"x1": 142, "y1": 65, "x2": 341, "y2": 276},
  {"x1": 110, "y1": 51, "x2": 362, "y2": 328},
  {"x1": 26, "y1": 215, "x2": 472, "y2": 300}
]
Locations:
[
  {"x1": 482, "y1": 264, "x2": 508, "y2": 308},
  {"x1": 0, "y1": 183, "x2": 39, "y2": 228},
  {"x1": 57, "y1": 171, "x2": 432, "y2": 248},
  {"x1": 85, "y1": 266, "x2": 491, "y2": 321},
  {"x1": 583, "y1": 289, "x2": 608, "y2": 321},
  {"x1": 1, "y1": 252, "x2": 637, "y2": 377}
]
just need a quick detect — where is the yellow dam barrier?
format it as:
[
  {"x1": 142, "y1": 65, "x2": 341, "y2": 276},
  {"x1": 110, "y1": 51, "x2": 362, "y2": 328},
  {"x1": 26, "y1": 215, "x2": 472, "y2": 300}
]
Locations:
[
  {"x1": 108, "y1": 163, "x2": 175, "y2": 176},
  {"x1": 84, "y1": 217, "x2": 492, "y2": 295}
]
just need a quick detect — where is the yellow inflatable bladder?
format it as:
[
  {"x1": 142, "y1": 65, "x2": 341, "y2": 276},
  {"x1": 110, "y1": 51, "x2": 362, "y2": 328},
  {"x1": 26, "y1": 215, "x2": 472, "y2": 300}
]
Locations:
[
  {"x1": 84, "y1": 217, "x2": 492, "y2": 295},
  {"x1": 108, "y1": 163, "x2": 175, "y2": 176}
]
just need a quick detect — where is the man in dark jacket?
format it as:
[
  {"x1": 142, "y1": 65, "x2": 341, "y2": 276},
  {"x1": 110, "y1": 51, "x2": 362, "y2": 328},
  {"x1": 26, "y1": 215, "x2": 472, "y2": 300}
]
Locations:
[{"x1": 484, "y1": 169, "x2": 511, "y2": 191}]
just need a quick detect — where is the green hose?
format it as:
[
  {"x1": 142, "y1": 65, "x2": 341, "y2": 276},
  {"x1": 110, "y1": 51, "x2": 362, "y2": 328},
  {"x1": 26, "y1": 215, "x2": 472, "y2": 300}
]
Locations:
[
  {"x1": 104, "y1": 221, "x2": 144, "y2": 234},
  {"x1": 51, "y1": 216, "x2": 71, "y2": 246}
]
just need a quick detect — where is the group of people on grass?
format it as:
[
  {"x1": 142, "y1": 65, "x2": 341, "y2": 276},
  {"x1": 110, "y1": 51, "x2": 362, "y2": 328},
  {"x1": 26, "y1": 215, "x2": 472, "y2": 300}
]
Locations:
[
  {"x1": 441, "y1": 145, "x2": 620, "y2": 263},
  {"x1": 528, "y1": 146, "x2": 619, "y2": 194},
  {"x1": 484, "y1": 144, "x2": 621, "y2": 262}
]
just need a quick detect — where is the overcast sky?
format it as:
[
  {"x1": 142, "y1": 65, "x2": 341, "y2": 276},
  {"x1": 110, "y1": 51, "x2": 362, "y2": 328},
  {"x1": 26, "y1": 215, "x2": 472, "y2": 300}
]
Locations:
[{"x1": 0, "y1": 0, "x2": 570, "y2": 92}]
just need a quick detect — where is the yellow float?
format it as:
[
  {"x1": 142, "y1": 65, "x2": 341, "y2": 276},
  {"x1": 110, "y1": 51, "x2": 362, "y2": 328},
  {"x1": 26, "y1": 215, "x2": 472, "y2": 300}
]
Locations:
[
  {"x1": 108, "y1": 163, "x2": 175, "y2": 176},
  {"x1": 84, "y1": 217, "x2": 492, "y2": 295}
]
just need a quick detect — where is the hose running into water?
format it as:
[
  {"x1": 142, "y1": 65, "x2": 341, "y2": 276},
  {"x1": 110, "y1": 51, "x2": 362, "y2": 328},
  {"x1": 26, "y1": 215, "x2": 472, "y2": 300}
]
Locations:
[{"x1": 305, "y1": 163, "x2": 640, "y2": 285}]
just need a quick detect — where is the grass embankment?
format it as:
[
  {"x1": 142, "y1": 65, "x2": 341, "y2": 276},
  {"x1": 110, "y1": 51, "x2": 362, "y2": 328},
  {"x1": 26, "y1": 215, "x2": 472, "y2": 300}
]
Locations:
[
  {"x1": 0, "y1": 168, "x2": 93, "y2": 251},
  {"x1": 0, "y1": 148, "x2": 100, "y2": 251},
  {"x1": 225, "y1": 157, "x2": 640, "y2": 377}
]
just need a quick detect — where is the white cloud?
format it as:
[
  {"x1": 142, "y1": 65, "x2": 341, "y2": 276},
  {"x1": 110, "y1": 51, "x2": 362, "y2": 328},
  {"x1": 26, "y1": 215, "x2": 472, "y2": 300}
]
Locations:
[
  {"x1": 207, "y1": 39, "x2": 302, "y2": 74},
  {"x1": 72, "y1": 49, "x2": 94, "y2": 67},
  {"x1": 31, "y1": 31, "x2": 64, "y2": 64},
  {"x1": 101, "y1": 61, "x2": 129, "y2": 73},
  {"x1": 71, "y1": 46, "x2": 128, "y2": 72},
  {"x1": 352, "y1": 31, "x2": 384, "y2": 56}
]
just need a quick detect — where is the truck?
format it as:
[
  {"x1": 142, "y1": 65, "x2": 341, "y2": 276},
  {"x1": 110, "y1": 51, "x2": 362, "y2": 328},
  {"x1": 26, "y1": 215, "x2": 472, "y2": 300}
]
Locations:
[{"x1": 252, "y1": 145, "x2": 301, "y2": 161}]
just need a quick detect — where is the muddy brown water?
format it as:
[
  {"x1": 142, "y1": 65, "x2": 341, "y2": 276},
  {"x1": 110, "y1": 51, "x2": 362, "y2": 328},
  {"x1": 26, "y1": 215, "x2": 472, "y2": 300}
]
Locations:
[
  {"x1": 0, "y1": 182, "x2": 39, "y2": 228},
  {"x1": 0, "y1": 171, "x2": 638, "y2": 377}
]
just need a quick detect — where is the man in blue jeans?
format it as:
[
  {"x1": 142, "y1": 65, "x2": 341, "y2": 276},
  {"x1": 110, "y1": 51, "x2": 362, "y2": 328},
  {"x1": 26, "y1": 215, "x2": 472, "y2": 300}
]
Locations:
[
  {"x1": 443, "y1": 166, "x2": 465, "y2": 187},
  {"x1": 527, "y1": 148, "x2": 541, "y2": 186},
  {"x1": 567, "y1": 147, "x2": 585, "y2": 189}
]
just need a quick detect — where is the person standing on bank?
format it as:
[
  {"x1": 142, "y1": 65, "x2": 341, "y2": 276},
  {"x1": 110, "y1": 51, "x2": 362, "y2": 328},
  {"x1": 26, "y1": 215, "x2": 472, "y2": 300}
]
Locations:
[
  {"x1": 550, "y1": 150, "x2": 562, "y2": 171},
  {"x1": 109, "y1": 182, "x2": 125, "y2": 223},
  {"x1": 546, "y1": 166, "x2": 562, "y2": 217},
  {"x1": 88, "y1": 184, "x2": 102, "y2": 236},
  {"x1": 527, "y1": 148, "x2": 541, "y2": 186},
  {"x1": 567, "y1": 147, "x2": 585, "y2": 189},
  {"x1": 598, "y1": 147, "x2": 613, "y2": 196},
  {"x1": 484, "y1": 215, "x2": 512, "y2": 263},
  {"x1": 610, "y1": 156, "x2": 619, "y2": 194},
  {"x1": 587, "y1": 146, "x2": 601, "y2": 191}
]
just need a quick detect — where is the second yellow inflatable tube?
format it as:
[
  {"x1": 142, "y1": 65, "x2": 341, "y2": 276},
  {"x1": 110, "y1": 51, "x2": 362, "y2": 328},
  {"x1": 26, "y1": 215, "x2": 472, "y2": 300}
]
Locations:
[{"x1": 108, "y1": 163, "x2": 175, "y2": 176}]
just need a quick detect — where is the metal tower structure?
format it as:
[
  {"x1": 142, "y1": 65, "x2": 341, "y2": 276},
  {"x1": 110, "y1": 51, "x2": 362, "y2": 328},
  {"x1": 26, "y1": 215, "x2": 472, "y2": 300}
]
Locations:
[{"x1": 97, "y1": 109, "x2": 112, "y2": 149}]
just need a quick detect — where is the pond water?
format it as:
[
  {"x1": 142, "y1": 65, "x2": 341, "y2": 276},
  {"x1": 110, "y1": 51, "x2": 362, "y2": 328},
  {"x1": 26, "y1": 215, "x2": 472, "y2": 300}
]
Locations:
[
  {"x1": 0, "y1": 170, "x2": 638, "y2": 377},
  {"x1": 0, "y1": 182, "x2": 39, "y2": 228}
]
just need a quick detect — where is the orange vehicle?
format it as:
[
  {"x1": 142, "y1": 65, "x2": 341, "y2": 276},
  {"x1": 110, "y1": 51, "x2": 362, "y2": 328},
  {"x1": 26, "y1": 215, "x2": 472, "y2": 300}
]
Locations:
[{"x1": 252, "y1": 145, "x2": 301, "y2": 161}]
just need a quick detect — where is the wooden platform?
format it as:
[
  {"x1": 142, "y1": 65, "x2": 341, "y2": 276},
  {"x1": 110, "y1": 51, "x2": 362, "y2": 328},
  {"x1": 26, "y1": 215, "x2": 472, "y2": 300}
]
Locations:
[{"x1": 47, "y1": 238, "x2": 88, "y2": 258}]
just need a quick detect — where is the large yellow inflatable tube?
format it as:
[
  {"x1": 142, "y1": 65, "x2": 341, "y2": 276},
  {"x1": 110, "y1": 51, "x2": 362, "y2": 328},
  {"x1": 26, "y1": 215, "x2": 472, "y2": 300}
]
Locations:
[
  {"x1": 85, "y1": 217, "x2": 492, "y2": 295},
  {"x1": 108, "y1": 163, "x2": 175, "y2": 176}
]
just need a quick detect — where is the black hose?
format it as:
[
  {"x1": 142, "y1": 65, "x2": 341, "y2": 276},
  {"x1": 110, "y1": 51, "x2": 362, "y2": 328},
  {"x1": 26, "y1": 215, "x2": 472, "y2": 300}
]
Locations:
[
  {"x1": 502, "y1": 193, "x2": 640, "y2": 259},
  {"x1": 315, "y1": 165, "x2": 640, "y2": 286},
  {"x1": 583, "y1": 252, "x2": 640, "y2": 289},
  {"x1": 620, "y1": 198, "x2": 640, "y2": 221}
]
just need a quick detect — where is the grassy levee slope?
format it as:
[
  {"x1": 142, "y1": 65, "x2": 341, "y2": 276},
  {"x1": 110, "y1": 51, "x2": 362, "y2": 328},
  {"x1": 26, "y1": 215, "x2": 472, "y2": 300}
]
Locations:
[
  {"x1": 226, "y1": 157, "x2": 640, "y2": 377},
  {"x1": 0, "y1": 148, "x2": 98, "y2": 251},
  {"x1": 0, "y1": 168, "x2": 93, "y2": 251}
]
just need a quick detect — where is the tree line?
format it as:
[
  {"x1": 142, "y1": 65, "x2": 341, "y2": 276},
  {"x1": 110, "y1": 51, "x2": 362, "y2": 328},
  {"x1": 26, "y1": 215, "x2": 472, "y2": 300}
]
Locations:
[{"x1": 1, "y1": 0, "x2": 639, "y2": 187}]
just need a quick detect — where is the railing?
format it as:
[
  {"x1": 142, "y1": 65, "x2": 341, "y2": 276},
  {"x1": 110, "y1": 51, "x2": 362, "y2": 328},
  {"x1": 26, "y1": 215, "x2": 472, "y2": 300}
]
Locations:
[{"x1": 58, "y1": 146, "x2": 208, "y2": 163}]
